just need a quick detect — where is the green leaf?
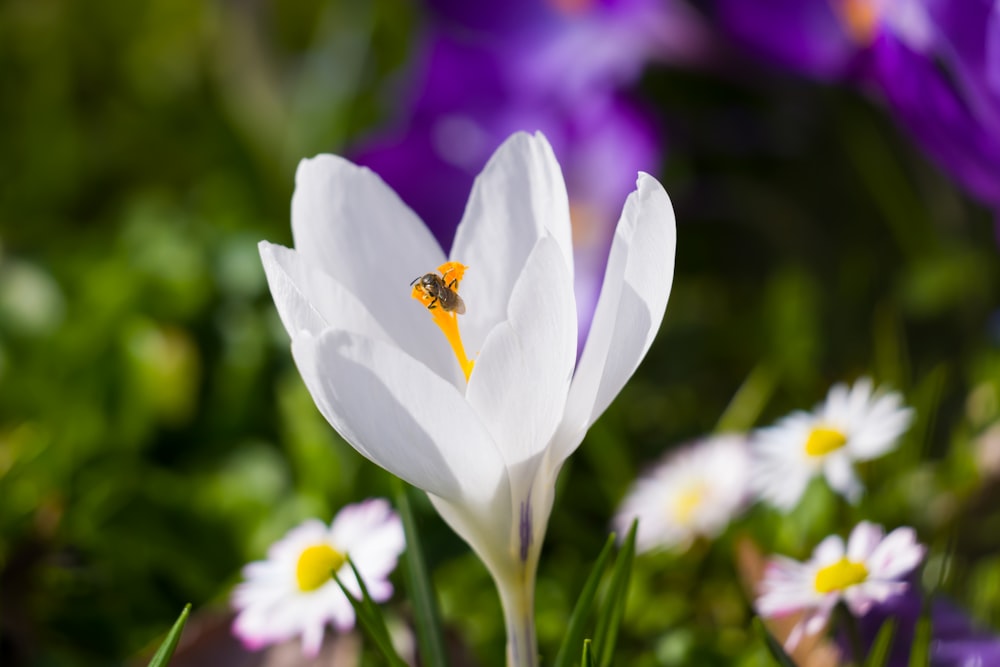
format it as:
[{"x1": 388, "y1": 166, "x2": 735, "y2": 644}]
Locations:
[
  {"x1": 715, "y1": 363, "x2": 777, "y2": 433},
  {"x1": 752, "y1": 616, "x2": 797, "y2": 667},
  {"x1": 908, "y1": 604, "x2": 932, "y2": 667},
  {"x1": 146, "y1": 604, "x2": 191, "y2": 667},
  {"x1": 595, "y1": 520, "x2": 637, "y2": 667},
  {"x1": 334, "y1": 560, "x2": 408, "y2": 667},
  {"x1": 394, "y1": 479, "x2": 448, "y2": 667},
  {"x1": 864, "y1": 618, "x2": 897, "y2": 667},
  {"x1": 581, "y1": 639, "x2": 596, "y2": 667},
  {"x1": 552, "y1": 534, "x2": 617, "y2": 667}
]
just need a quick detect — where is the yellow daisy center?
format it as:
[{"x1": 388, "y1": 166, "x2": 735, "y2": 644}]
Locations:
[
  {"x1": 296, "y1": 544, "x2": 346, "y2": 592},
  {"x1": 411, "y1": 261, "x2": 474, "y2": 382},
  {"x1": 805, "y1": 426, "x2": 848, "y2": 457},
  {"x1": 829, "y1": 0, "x2": 879, "y2": 44},
  {"x1": 672, "y1": 483, "x2": 707, "y2": 525},
  {"x1": 814, "y1": 557, "x2": 869, "y2": 594}
]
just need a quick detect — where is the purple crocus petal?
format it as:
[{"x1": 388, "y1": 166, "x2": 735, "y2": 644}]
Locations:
[
  {"x1": 873, "y1": 32, "x2": 1000, "y2": 208},
  {"x1": 427, "y1": 0, "x2": 711, "y2": 102},
  {"x1": 505, "y1": 0, "x2": 711, "y2": 101},
  {"x1": 850, "y1": 586, "x2": 1000, "y2": 667},
  {"x1": 919, "y1": 0, "x2": 1000, "y2": 129},
  {"x1": 713, "y1": 0, "x2": 862, "y2": 79},
  {"x1": 989, "y1": 2, "x2": 1000, "y2": 97},
  {"x1": 934, "y1": 638, "x2": 1000, "y2": 666}
]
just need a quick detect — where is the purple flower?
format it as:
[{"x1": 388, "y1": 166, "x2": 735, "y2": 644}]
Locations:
[
  {"x1": 427, "y1": 0, "x2": 711, "y2": 102},
  {"x1": 713, "y1": 0, "x2": 863, "y2": 79},
  {"x1": 714, "y1": 0, "x2": 1000, "y2": 221},
  {"x1": 871, "y1": 0, "x2": 1000, "y2": 210},
  {"x1": 851, "y1": 586, "x2": 1000, "y2": 666}
]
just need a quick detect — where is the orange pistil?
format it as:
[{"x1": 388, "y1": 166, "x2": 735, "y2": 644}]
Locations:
[{"x1": 411, "y1": 262, "x2": 474, "y2": 382}]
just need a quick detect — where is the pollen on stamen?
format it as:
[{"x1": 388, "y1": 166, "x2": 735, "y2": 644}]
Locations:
[
  {"x1": 831, "y1": 0, "x2": 879, "y2": 44},
  {"x1": 411, "y1": 262, "x2": 475, "y2": 382}
]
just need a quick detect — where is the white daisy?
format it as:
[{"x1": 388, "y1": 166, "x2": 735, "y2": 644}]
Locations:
[
  {"x1": 751, "y1": 377, "x2": 913, "y2": 510},
  {"x1": 756, "y1": 521, "x2": 925, "y2": 651},
  {"x1": 613, "y1": 435, "x2": 750, "y2": 553},
  {"x1": 231, "y1": 499, "x2": 405, "y2": 657}
]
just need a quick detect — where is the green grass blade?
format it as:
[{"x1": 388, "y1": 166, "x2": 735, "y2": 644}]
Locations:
[
  {"x1": 595, "y1": 521, "x2": 637, "y2": 667},
  {"x1": 146, "y1": 604, "x2": 191, "y2": 667},
  {"x1": 581, "y1": 638, "x2": 596, "y2": 667},
  {"x1": 908, "y1": 604, "x2": 932, "y2": 667},
  {"x1": 334, "y1": 567, "x2": 408, "y2": 667},
  {"x1": 864, "y1": 618, "x2": 897, "y2": 667},
  {"x1": 715, "y1": 363, "x2": 777, "y2": 433},
  {"x1": 552, "y1": 534, "x2": 617, "y2": 667},
  {"x1": 752, "y1": 616, "x2": 797, "y2": 667},
  {"x1": 394, "y1": 479, "x2": 448, "y2": 667}
]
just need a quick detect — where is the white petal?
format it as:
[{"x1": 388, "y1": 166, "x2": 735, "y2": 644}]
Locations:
[
  {"x1": 331, "y1": 500, "x2": 405, "y2": 582},
  {"x1": 260, "y1": 242, "x2": 390, "y2": 342},
  {"x1": 823, "y1": 454, "x2": 864, "y2": 503},
  {"x1": 466, "y1": 236, "x2": 576, "y2": 469},
  {"x1": 300, "y1": 619, "x2": 325, "y2": 658},
  {"x1": 554, "y1": 173, "x2": 676, "y2": 464},
  {"x1": 846, "y1": 521, "x2": 884, "y2": 562},
  {"x1": 289, "y1": 155, "x2": 458, "y2": 378},
  {"x1": 449, "y1": 132, "x2": 574, "y2": 357},
  {"x1": 813, "y1": 535, "x2": 846, "y2": 565},
  {"x1": 427, "y1": 492, "x2": 516, "y2": 585},
  {"x1": 867, "y1": 527, "x2": 925, "y2": 579},
  {"x1": 291, "y1": 329, "x2": 507, "y2": 504}
]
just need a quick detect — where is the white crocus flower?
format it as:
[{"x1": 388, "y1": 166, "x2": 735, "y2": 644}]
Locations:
[
  {"x1": 751, "y1": 377, "x2": 914, "y2": 510},
  {"x1": 756, "y1": 521, "x2": 925, "y2": 651},
  {"x1": 259, "y1": 132, "x2": 676, "y2": 667}
]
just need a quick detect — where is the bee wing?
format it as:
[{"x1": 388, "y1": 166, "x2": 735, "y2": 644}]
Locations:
[{"x1": 454, "y1": 293, "x2": 466, "y2": 315}]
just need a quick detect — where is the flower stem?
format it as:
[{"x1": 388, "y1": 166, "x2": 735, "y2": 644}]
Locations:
[{"x1": 498, "y1": 564, "x2": 539, "y2": 667}]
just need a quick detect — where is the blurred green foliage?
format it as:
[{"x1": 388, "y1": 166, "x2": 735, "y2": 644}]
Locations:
[{"x1": 1, "y1": 0, "x2": 999, "y2": 666}]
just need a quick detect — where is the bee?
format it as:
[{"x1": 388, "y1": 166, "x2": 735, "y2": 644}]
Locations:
[{"x1": 410, "y1": 272, "x2": 466, "y2": 314}]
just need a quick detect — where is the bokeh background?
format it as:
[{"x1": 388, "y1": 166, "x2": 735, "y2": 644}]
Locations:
[{"x1": 1, "y1": 0, "x2": 999, "y2": 665}]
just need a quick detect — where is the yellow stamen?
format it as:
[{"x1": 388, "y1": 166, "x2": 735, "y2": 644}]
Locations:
[
  {"x1": 672, "y1": 483, "x2": 707, "y2": 525},
  {"x1": 295, "y1": 544, "x2": 346, "y2": 592},
  {"x1": 411, "y1": 261, "x2": 474, "y2": 382},
  {"x1": 814, "y1": 557, "x2": 869, "y2": 594},
  {"x1": 830, "y1": 0, "x2": 879, "y2": 44},
  {"x1": 805, "y1": 426, "x2": 848, "y2": 457}
]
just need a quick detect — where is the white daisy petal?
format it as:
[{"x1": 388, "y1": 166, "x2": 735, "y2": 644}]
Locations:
[
  {"x1": 823, "y1": 453, "x2": 864, "y2": 503},
  {"x1": 813, "y1": 535, "x2": 846, "y2": 565},
  {"x1": 866, "y1": 526, "x2": 925, "y2": 579},
  {"x1": 846, "y1": 521, "x2": 884, "y2": 562},
  {"x1": 231, "y1": 502, "x2": 405, "y2": 656}
]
